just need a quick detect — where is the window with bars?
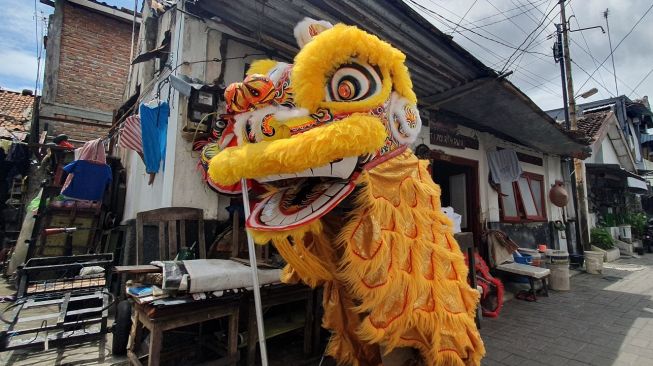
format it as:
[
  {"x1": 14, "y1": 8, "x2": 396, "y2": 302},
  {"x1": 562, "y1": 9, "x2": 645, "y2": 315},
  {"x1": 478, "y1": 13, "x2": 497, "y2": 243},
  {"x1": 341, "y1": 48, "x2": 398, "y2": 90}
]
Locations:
[{"x1": 499, "y1": 172, "x2": 546, "y2": 222}]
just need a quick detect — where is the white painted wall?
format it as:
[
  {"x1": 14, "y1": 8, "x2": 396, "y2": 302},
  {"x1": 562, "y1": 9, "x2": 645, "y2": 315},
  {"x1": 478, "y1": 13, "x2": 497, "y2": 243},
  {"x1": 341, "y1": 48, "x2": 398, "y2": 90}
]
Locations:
[
  {"x1": 600, "y1": 137, "x2": 621, "y2": 165},
  {"x1": 414, "y1": 123, "x2": 565, "y2": 224},
  {"x1": 121, "y1": 10, "x2": 272, "y2": 222}
]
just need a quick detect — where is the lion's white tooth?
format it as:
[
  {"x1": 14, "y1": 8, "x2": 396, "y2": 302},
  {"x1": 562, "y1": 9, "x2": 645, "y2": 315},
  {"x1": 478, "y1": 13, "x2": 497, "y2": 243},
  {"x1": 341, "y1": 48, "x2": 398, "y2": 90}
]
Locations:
[
  {"x1": 331, "y1": 157, "x2": 357, "y2": 178},
  {"x1": 311, "y1": 163, "x2": 332, "y2": 176},
  {"x1": 324, "y1": 182, "x2": 346, "y2": 197}
]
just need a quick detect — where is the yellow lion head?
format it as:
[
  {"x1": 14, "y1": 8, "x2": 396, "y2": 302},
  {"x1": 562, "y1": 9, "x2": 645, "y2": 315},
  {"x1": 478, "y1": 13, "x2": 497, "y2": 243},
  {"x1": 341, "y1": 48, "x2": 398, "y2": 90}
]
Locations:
[{"x1": 209, "y1": 18, "x2": 422, "y2": 231}]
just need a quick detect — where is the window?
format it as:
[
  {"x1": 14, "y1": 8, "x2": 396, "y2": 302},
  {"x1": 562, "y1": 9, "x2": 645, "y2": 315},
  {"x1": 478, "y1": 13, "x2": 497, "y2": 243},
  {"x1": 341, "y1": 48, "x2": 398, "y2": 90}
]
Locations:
[{"x1": 499, "y1": 173, "x2": 546, "y2": 222}]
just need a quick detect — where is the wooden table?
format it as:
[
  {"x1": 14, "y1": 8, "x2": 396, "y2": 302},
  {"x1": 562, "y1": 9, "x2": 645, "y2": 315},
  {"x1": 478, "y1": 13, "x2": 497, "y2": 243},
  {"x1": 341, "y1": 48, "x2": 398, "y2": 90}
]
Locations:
[{"x1": 127, "y1": 298, "x2": 240, "y2": 366}]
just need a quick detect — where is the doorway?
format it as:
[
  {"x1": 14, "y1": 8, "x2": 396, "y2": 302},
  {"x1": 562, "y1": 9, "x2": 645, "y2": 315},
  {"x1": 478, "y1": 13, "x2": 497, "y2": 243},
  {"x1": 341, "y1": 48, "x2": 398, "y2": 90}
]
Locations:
[{"x1": 429, "y1": 152, "x2": 481, "y2": 255}]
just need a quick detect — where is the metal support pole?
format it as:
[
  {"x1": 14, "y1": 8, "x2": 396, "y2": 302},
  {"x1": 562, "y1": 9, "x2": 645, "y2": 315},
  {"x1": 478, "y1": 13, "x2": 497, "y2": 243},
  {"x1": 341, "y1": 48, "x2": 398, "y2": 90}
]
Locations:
[
  {"x1": 240, "y1": 179, "x2": 269, "y2": 366},
  {"x1": 556, "y1": 24, "x2": 570, "y2": 131},
  {"x1": 559, "y1": 0, "x2": 591, "y2": 250}
]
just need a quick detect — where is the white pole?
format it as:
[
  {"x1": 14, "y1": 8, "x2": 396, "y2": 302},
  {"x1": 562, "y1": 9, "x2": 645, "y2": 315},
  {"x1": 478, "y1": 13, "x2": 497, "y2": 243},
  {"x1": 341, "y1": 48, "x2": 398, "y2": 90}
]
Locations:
[{"x1": 240, "y1": 178, "x2": 269, "y2": 365}]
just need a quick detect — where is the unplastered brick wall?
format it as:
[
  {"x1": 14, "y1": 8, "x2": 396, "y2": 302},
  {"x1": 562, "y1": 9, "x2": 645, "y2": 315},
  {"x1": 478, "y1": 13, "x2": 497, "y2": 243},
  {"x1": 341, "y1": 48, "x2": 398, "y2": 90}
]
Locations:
[
  {"x1": 46, "y1": 118, "x2": 109, "y2": 143},
  {"x1": 55, "y1": 2, "x2": 135, "y2": 112}
]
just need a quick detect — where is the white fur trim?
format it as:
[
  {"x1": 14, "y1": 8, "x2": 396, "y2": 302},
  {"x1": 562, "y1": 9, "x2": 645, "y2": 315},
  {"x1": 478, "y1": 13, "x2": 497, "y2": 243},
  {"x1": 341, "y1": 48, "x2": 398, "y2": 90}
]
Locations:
[
  {"x1": 267, "y1": 62, "x2": 291, "y2": 85},
  {"x1": 388, "y1": 92, "x2": 422, "y2": 145},
  {"x1": 294, "y1": 18, "x2": 333, "y2": 48},
  {"x1": 274, "y1": 107, "x2": 309, "y2": 121},
  {"x1": 233, "y1": 105, "x2": 290, "y2": 144}
]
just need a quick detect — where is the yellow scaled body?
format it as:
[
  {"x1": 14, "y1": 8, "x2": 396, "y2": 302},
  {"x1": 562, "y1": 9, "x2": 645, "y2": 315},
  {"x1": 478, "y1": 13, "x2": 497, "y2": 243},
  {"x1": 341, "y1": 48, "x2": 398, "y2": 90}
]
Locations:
[{"x1": 209, "y1": 18, "x2": 484, "y2": 365}]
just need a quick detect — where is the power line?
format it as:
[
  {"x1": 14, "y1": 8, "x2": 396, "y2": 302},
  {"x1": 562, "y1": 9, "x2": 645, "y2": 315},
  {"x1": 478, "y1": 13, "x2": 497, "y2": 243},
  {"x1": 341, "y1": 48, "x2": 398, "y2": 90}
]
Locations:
[
  {"x1": 458, "y1": 0, "x2": 549, "y2": 32},
  {"x1": 501, "y1": 0, "x2": 559, "y2": 72},
  {"x1": 631, "y1": 66, "x2": 653, "y2": 95},
  {"x1": 576, "y1": 2, "x2": 653, "y2": 97},
  {"x1": 485, "y1": 0, "x2": 531, "y2": 36},
  {"x1": 411, "y1": 0, "x2": 564, "y2": 97},
  {"x1": 568, "y1": 2, "x2": 611, "y2": 97},
  {"x1": 570, "y1": 59, "x2": 612, "y2": 96},
  {"x1": 408, "y1": 0, "x2": 551, "y2": 58},
  {"x1": 507, "y1": 0, "x2": 538, "y2": 25},
  {"x1": 452, "y1": 0, "x2": 479, "y2": 34},
  {"x1": 458, "y1": 0, "x2": 550, "y2": 30},
  {"x1": 566, "y1": 37, "x2": 640, "y2": 98}
]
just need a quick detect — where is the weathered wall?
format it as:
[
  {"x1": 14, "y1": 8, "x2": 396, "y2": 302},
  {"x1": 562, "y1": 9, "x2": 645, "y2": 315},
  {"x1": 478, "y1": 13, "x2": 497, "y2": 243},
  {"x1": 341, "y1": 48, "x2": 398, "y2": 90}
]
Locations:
[
  {"x1": 56, "y1": 2, "x2": 134, "y2": 111},
  {"x1": 41, "y1": 0, "x2": 138, "y2": 142},
  {"x1": 120, "y1": 9, "x2": 267, "y2": 222},
  {"x1": 415, "y1": 120, "x2": 568, "y2": 251}
]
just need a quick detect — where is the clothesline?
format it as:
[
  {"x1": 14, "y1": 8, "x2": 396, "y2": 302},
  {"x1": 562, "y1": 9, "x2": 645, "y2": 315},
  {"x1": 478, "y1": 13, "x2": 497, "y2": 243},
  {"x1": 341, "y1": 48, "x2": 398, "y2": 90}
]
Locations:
[{"x1": 102, "y1": 53, "x2": 268, "y2": 145}]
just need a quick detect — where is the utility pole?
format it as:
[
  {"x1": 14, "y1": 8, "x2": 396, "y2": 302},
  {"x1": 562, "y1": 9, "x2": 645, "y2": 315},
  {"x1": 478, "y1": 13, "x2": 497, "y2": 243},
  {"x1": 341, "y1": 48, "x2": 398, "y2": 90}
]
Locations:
[{"x1": 558, "y1": 0, "x2": 591, "y2": 250}]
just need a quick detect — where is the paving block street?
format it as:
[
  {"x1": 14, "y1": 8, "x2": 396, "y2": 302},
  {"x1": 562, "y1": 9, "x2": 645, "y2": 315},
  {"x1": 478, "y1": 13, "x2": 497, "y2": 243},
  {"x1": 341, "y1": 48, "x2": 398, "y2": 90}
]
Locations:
[{"x1": 481, "y1": 256, "x2": 653, "y2": 366}]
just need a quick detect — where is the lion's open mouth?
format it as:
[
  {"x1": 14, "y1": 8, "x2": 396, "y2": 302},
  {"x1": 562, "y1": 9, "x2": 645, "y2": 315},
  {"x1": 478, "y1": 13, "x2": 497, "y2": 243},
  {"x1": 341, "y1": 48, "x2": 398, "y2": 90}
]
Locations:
[{"x1": 247, "y1": 156, "x2": 369, "y2": 231}]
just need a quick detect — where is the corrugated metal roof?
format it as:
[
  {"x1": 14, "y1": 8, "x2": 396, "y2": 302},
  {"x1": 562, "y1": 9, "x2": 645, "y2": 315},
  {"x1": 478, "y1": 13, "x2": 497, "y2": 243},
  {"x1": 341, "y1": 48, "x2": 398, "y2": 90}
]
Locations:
[{"x1": 192, "y1": 0, "x2": 590, "y2": 157}]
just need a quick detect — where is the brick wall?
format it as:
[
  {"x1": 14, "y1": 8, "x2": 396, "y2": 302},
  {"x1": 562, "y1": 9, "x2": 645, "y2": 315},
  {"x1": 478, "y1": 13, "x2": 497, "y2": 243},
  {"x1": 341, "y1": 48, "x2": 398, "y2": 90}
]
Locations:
[
  {"x1": 43, "y1": 2, "x2": 138, "y2": 143},
  {"x1": 55, "y1": 2, "x2": 135, "y2": 112}
]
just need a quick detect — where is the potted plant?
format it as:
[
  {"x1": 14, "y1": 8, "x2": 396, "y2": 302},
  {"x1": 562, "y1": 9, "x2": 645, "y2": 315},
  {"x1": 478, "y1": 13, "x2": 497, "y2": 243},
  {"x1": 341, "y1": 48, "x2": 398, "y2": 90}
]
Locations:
[
  {"x1": 590, "y1": 227, "x2": 614, "y2": 250},
  {"x1": 602, "y1": 213, "x2": 620, "y2": 241},
  {"x1": 590, "y1": 226, "x2": 620, "y2": 262},
  {"x1": 627, "y1": 212, "x2": 647, "y2": 239}
]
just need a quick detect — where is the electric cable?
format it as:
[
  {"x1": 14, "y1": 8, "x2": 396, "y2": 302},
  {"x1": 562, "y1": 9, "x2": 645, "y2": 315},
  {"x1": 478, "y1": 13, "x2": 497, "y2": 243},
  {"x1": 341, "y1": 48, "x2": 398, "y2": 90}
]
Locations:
[
  {"x1": 452, "y1": 0, "x2": 480, "y2": 34},
  {"x1": 408, "y1": 0, "x2": 551, "y2": 57},
  {"x1": 631, "y1": 66, "x2": 653, "y2": 96},
  {"x1": 575, "y1": 2, "x2": 653, "y2": 97},
  {"x1": 568, "y1": 2, "x2": 610, "y2": 97},
  {"x1": 502, "y1": 0, "x2": 560, "y2": 72}
]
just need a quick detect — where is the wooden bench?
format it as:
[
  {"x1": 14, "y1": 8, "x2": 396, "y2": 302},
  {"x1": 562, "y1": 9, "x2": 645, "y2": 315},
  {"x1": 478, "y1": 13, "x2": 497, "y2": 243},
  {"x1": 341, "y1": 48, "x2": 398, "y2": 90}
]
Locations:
[{"x1": 495, "y1": 262, "x2": 550, "y2": 299}]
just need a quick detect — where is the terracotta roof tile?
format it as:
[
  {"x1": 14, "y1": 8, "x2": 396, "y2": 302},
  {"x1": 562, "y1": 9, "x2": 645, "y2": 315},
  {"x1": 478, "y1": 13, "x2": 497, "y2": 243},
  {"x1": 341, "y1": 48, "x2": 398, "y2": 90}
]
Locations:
[
  {"x1": 0, "y1": 90, "x2": 34, "y2": 133},
  {"x1": 577, "y1": 110, "x2": 610, "y2": 141}
]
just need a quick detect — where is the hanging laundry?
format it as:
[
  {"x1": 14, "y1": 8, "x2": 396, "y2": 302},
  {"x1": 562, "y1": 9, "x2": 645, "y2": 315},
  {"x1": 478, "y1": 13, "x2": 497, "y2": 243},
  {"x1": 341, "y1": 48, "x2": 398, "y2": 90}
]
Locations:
[
  {"x1": 487, "y1": 149, "x2": 523, "y2": 184},
  {"x1": 119, "y1": 115, "x2": 143, "y2": 154},
  {"x1": 61, "y1": 139, "x2": 112, "y2": 201},
  {"x1": 6, "y1": 143, "x2": 30, "y2": 181},
  {"x1": 139, "y1": 101, "x2": 169, "y2": 174}
]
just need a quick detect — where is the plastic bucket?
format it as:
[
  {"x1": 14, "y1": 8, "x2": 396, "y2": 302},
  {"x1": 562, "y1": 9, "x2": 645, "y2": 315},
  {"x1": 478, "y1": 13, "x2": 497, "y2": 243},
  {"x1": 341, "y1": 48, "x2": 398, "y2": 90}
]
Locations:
[
  {"x1": 548, "y1": 263, "x2": 570, "y2": 291},
  {"x1": 584, "y1": 251, "x2": 604, "y2": 274},
  {"x1": 546, "y1": 250, "x2": 569, "y2": 265}
]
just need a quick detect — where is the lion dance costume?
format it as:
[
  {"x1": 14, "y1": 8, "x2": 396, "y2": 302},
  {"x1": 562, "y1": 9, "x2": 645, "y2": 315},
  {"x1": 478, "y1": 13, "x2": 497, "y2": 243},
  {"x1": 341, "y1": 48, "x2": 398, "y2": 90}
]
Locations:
[{"x1": 206, "y1": 18, "x2": 485, "y2": 366}]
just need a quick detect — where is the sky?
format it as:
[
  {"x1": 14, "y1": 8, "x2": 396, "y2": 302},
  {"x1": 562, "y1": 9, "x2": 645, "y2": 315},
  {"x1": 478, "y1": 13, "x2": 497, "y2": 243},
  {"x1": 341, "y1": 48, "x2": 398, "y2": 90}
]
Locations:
[{"x1": 1, "y1": 0, "x2": 652, "y2": 112}]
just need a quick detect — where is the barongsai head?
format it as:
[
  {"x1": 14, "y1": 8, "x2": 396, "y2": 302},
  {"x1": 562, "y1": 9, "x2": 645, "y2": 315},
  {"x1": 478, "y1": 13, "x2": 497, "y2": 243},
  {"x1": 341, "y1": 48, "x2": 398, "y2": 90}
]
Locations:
[{"x1": 208, "y1": 18, "x2": 421, "y2": 232}]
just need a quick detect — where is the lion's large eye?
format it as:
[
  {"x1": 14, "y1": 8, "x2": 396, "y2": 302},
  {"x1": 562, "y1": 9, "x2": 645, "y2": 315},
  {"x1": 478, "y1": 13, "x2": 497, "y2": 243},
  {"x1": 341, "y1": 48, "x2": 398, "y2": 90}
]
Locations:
[{"x1": 325, "y1": 62, "x2": 382, "y2": 102}]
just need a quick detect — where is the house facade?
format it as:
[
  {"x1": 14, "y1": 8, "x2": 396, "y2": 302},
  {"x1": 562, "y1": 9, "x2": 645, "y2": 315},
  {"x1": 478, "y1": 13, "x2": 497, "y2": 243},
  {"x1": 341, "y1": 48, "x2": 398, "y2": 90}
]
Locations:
[
  {"x1": 39, "y1": 0, "x2": 140, "y2": 143},
  {"x1": 113, "y1": 0, "x2": 590, "y2": 263},
  {"x1": 547, "y1": 97, "x2": 652, "y2": 240}
]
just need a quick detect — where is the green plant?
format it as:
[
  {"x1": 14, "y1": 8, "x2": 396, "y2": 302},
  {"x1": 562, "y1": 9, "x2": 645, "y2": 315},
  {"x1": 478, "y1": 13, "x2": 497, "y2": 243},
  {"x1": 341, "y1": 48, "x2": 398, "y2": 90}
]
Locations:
[
  {"x1": 590, "y1": 227, "x2": 614, "y2": 250},
  {"x1": 601, "y1": 213, "x2": 618, "y2": 227},
  {"x1": 627, "y1": 212, "x2": 647, "y2": 239}
]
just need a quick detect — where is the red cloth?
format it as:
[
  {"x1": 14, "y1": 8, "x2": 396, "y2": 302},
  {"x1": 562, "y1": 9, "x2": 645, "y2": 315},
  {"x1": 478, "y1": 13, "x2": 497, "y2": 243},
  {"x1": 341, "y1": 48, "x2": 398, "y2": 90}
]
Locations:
[{"x1": 118, "y1": 115, "x2": 143, "y2": 154}]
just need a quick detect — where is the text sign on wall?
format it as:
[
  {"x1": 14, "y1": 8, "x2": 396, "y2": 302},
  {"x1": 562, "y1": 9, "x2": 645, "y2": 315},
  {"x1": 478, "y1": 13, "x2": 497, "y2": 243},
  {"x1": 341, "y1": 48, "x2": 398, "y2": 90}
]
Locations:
[{"x1": 430, "y1": 129, "x2": 479, "y2": 150}]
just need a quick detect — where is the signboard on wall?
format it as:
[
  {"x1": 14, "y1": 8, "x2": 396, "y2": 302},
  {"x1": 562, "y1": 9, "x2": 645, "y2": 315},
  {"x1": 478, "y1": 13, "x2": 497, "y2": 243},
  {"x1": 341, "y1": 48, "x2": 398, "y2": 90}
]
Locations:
[{"x1": 430, "y1": 129, "x2": 479, "y2": 150}]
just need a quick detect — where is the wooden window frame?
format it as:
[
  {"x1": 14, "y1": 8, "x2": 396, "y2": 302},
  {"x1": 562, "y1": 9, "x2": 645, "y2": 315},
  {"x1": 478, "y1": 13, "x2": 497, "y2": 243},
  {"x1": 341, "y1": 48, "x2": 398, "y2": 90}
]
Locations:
[{"x1": 499, "y1": 172, "x2": 547, "y2": 223}]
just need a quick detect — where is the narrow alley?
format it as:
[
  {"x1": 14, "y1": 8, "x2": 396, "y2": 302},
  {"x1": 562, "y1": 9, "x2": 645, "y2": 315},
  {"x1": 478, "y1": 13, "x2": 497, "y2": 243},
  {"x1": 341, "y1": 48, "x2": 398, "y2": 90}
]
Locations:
[{"x1": 482, "y1": 256, "x2": 653, "y2": 366}]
